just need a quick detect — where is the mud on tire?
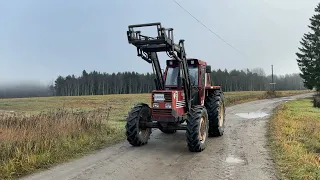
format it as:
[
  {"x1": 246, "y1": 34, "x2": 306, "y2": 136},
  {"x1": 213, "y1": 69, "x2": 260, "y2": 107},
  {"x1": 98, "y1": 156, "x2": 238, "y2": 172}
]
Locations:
[
  {"x1": 204, "y1": 90, "x2": 226, "y2": 137},
  {"x1": 125, "y1": 103, "x2": 152, "y2": 146},
  {"x1": 186, "y1": 106, "x2": 209, "y2": 152}
]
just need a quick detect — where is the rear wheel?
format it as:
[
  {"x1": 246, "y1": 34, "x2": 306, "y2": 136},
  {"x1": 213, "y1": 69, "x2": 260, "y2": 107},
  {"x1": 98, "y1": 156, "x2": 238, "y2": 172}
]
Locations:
[
  {"x1": 125, "y1": 103, "x2": 152, "y2": 146},
  {"x1": 204, "y1": 90, "x2": 226, "y2": 137},
  {"x1": 186, "y1": 106, "x2": 209, "y2": 152}
]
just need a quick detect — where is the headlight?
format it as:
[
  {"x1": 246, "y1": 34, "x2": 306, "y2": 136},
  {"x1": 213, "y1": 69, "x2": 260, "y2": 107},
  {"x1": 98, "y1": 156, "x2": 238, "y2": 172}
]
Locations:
[
  {"x1": 153, "y1": 103, "x2": 159, "y2": 108},
  {"x1": 165, "y1": 103, "x2": 172, "y2": 109}
]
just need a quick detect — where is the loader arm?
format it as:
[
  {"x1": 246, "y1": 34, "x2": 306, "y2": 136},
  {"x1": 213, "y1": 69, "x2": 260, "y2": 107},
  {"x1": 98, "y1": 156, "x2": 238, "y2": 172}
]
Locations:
[
  {"x1": 149, "y1": 52, "x2": 165, "y2": 90},
  {"x1": 127, "y1": 22, "x2": 192, "y2": 112}
]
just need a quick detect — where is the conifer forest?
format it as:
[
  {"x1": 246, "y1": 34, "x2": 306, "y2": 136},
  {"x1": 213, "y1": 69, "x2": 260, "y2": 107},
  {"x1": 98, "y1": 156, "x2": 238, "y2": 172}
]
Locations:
[
  {"x1": 53, "y1": 68, "x2": 305, "y2": 97},
  {"x1": 0, "y1": 68, "x2": 306, "y2": 98}
]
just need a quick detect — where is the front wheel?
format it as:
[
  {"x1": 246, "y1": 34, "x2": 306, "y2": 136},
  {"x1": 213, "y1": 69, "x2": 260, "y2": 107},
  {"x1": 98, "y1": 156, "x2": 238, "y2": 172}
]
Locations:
[
  {"x1": 125, "y1": 103, "x2": 152, "y2": 146},
  {"x1": 186, "y1": 106, "x2": 209, "y2": 152}
]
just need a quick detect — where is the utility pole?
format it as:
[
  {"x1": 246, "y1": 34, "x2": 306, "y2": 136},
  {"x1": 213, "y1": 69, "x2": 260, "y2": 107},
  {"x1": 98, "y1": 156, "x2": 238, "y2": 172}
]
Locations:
[
  {"x1": 270, "y1": 65, "x2": 276, "y2": 92},
  {"x1": 272, "y1": 65, "x2": 274, "y2": 86}
]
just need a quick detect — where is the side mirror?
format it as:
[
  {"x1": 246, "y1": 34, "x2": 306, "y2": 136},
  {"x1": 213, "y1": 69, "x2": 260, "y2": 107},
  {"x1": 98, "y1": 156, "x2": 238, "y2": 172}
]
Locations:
[{"x1": 206, "y1": 65, "x2": 211, "y2": 73}]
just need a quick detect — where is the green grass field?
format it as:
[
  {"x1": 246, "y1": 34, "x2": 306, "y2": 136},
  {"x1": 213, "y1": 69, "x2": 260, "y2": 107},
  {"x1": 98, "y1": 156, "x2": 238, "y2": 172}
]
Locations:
[
  {"x1": 268, "y1": 98, "x2": 320, "y2": 179},
  {"x1": 0, "y1": 90, "x2": 311, "y2": 179}
]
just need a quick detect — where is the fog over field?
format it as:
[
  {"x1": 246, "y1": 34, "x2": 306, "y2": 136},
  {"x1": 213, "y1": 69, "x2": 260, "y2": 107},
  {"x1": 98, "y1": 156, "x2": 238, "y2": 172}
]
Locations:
[{"x1": 0, "y1": 81, "x2": 53, "y2": 98}]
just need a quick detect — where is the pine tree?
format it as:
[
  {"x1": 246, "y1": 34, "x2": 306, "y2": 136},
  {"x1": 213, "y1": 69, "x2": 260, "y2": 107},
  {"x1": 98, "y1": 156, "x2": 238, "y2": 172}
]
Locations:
[{"x1": 296, "y1": 3, "x2": 320, "y2": 91}]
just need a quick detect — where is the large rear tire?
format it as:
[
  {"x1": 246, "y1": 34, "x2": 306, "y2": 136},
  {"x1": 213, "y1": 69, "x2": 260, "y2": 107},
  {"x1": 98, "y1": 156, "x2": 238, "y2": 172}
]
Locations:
[
  {"x1": 186, "y1": 106, "x2": 209, "y2": 152},
  {"x1": 204, "y1": 90, "x2": 226, "y2": 137},
  {"x1": 125, "y1": 103, "x2": 152, "y2": 146}
]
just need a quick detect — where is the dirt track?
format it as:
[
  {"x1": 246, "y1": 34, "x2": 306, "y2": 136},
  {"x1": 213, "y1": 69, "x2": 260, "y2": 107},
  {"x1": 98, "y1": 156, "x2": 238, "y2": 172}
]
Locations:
[{"x1": 21, "y1": 93, "x2": 313, "y2": 180}]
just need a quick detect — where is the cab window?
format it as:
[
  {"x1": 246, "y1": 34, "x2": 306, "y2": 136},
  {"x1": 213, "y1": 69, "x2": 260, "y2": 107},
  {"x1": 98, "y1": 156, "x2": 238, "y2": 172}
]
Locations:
[{"x1": 165, "y1": 66, "x2": 198, "y2": 86}]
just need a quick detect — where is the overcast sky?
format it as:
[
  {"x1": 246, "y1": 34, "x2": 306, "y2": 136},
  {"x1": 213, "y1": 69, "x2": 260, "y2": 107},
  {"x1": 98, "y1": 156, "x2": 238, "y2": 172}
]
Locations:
[{"x1": 0, "y1": 0, "x2": 319, "y2": 85}]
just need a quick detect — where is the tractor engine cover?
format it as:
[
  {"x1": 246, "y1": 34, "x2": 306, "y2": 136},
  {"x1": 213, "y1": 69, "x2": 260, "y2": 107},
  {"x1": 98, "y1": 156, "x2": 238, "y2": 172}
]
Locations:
[{"x1": 151, "y1": 90, "x2": 186, "y2": 122}]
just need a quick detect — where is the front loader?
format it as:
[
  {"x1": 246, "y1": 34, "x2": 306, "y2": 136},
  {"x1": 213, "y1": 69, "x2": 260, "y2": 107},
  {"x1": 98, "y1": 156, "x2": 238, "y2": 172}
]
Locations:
[{"x1": 125, "y1": 22, "x2": 226, "y2": 152}]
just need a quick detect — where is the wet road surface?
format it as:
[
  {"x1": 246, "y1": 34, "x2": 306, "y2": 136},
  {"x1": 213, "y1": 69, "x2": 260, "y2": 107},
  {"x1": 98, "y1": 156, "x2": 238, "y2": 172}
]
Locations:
[{"x1": 21, "y1": 93, "x2": 313, "y2": 180}]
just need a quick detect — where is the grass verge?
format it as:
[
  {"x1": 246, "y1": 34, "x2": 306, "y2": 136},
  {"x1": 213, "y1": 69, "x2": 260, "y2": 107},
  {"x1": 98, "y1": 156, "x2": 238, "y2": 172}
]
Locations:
[
  {"x1": 268, "y1": 98, "x2": 320, "y2": 179},
  {"x1": 0, "y1": 108, "x2": 125, "y2": 179},
  {"x1": 0, "y1": 90, "x2": 311, "y2": 179}
]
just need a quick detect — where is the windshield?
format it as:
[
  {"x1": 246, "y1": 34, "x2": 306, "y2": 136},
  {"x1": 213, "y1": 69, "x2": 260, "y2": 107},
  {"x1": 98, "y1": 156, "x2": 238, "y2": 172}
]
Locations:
[{"x1": 165, "y1": 66, "x2": 198, "y2": 86}]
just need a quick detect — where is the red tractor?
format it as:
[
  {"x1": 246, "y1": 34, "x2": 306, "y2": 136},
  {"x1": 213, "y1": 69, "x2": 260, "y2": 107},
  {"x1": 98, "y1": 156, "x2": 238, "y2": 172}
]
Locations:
[{"x1": 125, "y1": 22, "x2": 226, "y2": 152}]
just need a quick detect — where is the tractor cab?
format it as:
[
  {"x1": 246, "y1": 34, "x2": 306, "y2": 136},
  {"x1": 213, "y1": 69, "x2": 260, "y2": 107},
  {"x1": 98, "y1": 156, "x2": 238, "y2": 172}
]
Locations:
[
  {"x1": 164, "y1": 59, "x2": 198, "y2": 88},
  {"x1": 163, "y1": 59, "x2": 211, "y2": 90},
  {"x1": 162, "y1": 59, "x2": 212, "y2": 106}
]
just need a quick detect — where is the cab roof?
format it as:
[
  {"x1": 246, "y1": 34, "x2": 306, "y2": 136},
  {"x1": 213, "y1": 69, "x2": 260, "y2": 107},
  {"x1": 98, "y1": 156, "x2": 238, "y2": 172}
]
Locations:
[{"x1": 166, "y1": 58, "x2": 207, "y2": 66}]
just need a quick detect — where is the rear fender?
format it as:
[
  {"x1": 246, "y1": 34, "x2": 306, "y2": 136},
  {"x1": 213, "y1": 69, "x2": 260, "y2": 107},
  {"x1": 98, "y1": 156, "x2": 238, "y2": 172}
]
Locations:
[{"x1": 205, "y1": 86, "x2": 222, "y2": 95}]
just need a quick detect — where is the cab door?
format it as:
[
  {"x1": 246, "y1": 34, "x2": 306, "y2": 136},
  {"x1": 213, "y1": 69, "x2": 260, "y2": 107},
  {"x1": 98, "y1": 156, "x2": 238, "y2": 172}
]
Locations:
[{"x1": 199, "y1": 65, "x2": 206, "y2": 106}]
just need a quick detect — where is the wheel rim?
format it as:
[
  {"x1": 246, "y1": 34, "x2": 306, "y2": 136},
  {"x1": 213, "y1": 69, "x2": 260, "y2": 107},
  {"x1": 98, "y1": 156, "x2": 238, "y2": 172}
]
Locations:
[
  {"x1": 139, "y1": 128, "x2": 150, "y2": 137},
  {"x1": 199, "y1": 116, "x2": 207, "y2": 143},
  {"x1": 138, "y1": 110, "x2": 150, "y2": 138},
  {"x1": 219, "y1": 104, "x2": 224, "y2": 127}
]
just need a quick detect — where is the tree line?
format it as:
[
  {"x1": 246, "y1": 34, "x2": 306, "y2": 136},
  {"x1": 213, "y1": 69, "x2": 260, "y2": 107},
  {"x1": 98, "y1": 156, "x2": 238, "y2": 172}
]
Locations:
[
  {"x1": 52, "y1": 68, "x2": 305, "y2": 97},
  {"x1": 0, "y1": 68, "x2": 306, "y2": 98}
]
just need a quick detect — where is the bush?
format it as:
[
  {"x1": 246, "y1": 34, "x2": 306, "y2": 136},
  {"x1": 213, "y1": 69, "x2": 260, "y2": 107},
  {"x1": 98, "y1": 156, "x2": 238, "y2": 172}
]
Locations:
[
  {"x1": 265, "y1": 90, "x2": 277, "y2": 98},
  {"x1": 313, "y1": 93, "x2": 320, "y2": 108}
]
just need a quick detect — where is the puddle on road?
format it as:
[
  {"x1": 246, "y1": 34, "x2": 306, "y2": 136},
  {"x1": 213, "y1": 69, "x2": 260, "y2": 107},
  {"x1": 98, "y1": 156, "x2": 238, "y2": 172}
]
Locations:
[
  {"x1": 281, "y1": 97, "x2": 294, "y2": 101},
  {"x1": 235, "y1": 111, "x2": 269, "y2": 119},
  {"x1": 225, "y1": 156, "x2": 244, "y2": 164}
]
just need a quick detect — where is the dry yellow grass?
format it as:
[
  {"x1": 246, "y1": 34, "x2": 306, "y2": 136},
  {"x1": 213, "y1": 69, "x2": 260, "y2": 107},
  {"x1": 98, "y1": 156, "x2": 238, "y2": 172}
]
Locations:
[
  {"x1": 0, "y1": 90, "x2": 311, "y2": 179},
  {"x1": 0, "y1": 108, "x2": 125, "y2": 179},
  {"x1": 268, "y1": 98, "x2": 320, "y2": 179}
]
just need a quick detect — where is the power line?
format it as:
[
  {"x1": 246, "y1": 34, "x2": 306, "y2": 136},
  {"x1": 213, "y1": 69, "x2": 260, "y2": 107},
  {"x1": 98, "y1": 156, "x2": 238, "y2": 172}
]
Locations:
[{"x1": 172, "y1": 0, "x2": 250, "y2": 59}]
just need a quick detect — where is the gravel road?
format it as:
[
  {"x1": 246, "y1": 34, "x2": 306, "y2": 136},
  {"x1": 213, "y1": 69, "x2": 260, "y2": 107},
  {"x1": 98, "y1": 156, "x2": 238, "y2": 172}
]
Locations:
[{"x1": 21, "y1": 93, "x2": 313, "y2": 180}]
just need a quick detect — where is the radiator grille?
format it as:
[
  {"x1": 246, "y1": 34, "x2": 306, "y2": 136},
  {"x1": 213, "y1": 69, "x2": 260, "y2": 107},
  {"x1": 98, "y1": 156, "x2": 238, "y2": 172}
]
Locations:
[
  {"x1": 152, "y1": 109, "x2": 172, "y2": 115},
  {"x1": 164, "y1": 92, "x2": 172, "y2": 102}
]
